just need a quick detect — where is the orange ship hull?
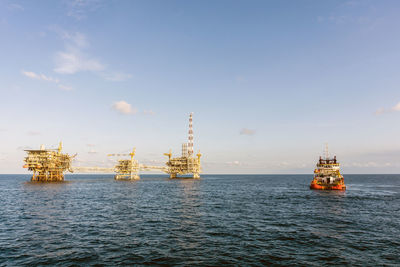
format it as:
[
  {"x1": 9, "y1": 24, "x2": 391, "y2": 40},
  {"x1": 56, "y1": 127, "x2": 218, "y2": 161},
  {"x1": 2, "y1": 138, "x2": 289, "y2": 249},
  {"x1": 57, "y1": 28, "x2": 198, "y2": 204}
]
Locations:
[{"x1": 310, "y1": 180, "x2": 346, "y2": 190}]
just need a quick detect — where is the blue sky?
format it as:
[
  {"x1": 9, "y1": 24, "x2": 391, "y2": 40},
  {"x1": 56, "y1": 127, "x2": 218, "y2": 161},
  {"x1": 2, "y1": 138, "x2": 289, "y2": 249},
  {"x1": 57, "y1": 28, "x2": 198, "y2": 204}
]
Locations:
[{"x1": 1, "y1": 0, "x2": 400, "y2": 174}]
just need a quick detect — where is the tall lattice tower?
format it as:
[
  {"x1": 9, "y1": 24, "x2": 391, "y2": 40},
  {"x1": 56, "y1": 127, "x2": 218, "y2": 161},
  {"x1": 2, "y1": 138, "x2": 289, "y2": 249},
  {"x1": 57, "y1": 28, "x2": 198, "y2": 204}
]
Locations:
[{"x1": 188, "y1": 112, "x2": 194, "y2": 157}]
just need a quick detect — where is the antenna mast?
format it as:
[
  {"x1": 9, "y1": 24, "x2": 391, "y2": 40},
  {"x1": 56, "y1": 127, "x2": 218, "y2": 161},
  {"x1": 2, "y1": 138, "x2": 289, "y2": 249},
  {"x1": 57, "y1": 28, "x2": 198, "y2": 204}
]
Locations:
[{"x1": 324, "y1": 143, "x2": 329, "y2": 159}]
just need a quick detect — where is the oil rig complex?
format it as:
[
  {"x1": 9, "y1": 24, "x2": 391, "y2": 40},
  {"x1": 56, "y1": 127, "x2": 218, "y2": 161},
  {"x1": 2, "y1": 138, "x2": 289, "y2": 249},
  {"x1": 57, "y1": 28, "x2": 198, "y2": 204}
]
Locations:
[
  {"x1": 23, "y1": 142, "x2": 75, "y2": 182},
  {"x1": 23, "y1": 113, "x2": 202, "y2": 181},
  {"x1": 163, "y1": 113, "x2": 201, "y2": 178}
]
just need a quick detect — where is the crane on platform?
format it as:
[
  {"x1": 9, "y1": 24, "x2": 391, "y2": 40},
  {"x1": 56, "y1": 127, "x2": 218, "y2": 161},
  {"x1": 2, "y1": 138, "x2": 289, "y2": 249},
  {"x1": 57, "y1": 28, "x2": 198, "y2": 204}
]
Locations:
[
  {"x1": 163, "y1": 149, "x2": 172, "y2": 160},
  {"x1": 107, "y1": 148, "x2": 137, "y2": 160}
]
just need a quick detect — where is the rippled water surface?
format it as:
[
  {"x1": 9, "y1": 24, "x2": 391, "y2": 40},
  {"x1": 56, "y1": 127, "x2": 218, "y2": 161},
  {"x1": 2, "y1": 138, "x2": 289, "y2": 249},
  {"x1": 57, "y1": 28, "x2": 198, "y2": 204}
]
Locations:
[{"x1": 0, "y1": 174, "x2": 399, "y2": 266}]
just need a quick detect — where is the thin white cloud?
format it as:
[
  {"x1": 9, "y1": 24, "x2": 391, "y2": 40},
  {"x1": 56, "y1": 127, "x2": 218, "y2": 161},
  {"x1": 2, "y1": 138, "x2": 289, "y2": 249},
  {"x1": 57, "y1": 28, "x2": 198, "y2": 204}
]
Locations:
[
  {"x1": 112, "y1": 100, "x2": 137, "y2": 115},
  {"x1": 58, "y1": 84, "x2": 73, "y2": 91},
  {"x1": 50, "y1": 27, "x2": 88, "y2": 48},
  {"x1": 226, "y1": 160, "x2": 241, "y2": 166},
  {"x1": 53, "y1": 30, "x2": 104, "y2": 74},
  {"x1": 143, "y1": 110, "x2": 155, "y2": 115},
  {"x1": 40, "y1": 75, "x2": 59, "y2": 83},
  {"x1": 61, "y1": 31, "x2": 88, "y2": 48},
  {"x1": 22, "y1": 70, "x2": 72, "y2": 91},
  {"x1": 22, "y1": 71, "x2": 38, "y2": 79},
  {"x1": 350, "y1": 161, "x2": 379, "y2": 167},
  {"x1": 22, "y1": 71, "x2": 59, "y2": 83},
  {"x1": 392, "y1": 102, "x2": 400, "y2": 111},
  {"x1": 54, "y1": 49, "x2": 104, "y2": 74},
  {"x1": 375, "y1": 101, "x2": 400, "y2": 115},
  {"x1": 240, "y1": 128, "x2": 256, "y2": 135},
  {"x1": 375, "y1": 107, "x2": 385, "y2": 115},
  {"x1": 52, "y1": 29, "x2": 130, "y2": 81}
]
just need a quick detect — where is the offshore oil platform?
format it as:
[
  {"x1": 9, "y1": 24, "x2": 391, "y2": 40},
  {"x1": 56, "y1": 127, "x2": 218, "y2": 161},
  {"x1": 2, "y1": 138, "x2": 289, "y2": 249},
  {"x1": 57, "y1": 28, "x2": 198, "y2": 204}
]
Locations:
[
  {"x1": 163, "y1": 113, "x2": 201, "y2": 178},
  {"x1": 23, "y1": 113, "x2": 202, "y2": 181},
  {"x1": 23, "y1": 142, "x2": 75, "y2": 182},
  {"x1": 108, "y1": 148, "x2": 140, "y2": 180}
]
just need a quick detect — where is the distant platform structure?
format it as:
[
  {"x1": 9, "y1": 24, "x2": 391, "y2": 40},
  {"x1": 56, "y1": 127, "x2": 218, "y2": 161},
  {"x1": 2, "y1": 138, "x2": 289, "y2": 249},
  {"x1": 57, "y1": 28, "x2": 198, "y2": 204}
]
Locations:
[
  {"x1": 108, "y1": 148, "x2": 140, "y2": 180},
  {"x1": 23, "y1": 142, "x2": 75, "y2": 182}
]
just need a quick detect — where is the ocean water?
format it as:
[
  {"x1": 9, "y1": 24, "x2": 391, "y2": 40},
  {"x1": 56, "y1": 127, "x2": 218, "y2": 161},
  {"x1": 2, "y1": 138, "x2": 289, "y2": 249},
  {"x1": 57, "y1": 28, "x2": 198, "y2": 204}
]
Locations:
[{"x1": 0, "y1": 174, "x2": 399, "y2": 266}]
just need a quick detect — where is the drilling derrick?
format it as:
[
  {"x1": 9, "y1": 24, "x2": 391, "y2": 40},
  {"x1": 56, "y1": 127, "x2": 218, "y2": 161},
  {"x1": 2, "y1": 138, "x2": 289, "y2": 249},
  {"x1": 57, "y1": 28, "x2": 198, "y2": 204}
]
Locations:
[
  {"x1": 108, "y1": 148, "x2": 140, "y2": 180},
  {"x1": 164, "y1": 113, "x2": 202, "y2": 179},
  {"x1": 23, "y1": 142, "x2": 75, "y2": 182}
]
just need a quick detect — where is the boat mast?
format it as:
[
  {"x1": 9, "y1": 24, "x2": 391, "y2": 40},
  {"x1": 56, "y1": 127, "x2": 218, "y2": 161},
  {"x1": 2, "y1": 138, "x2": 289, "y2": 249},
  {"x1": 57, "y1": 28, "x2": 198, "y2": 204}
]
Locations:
[{"x1": 324, "y1": 143, "x2": 329, "y2": 160}]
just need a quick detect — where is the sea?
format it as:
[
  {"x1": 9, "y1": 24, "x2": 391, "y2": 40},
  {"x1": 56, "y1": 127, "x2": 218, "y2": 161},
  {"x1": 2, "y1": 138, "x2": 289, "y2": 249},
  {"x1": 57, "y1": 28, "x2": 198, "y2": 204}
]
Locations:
[{"x1": 0, "y1": 174, "x2": 399, "y2": 266}]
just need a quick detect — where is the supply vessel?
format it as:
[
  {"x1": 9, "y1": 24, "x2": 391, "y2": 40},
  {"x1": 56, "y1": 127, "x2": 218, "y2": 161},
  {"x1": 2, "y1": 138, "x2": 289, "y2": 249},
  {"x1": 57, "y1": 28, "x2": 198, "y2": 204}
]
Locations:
[{"x1": 310, "y1": 149, "x2": 346, "y2": 190}]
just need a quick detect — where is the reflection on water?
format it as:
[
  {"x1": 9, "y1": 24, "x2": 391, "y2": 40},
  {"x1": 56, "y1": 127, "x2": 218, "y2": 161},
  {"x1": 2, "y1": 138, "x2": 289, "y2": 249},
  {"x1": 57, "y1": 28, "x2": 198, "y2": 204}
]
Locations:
[
  {"x1": 173, "y1": 180, "x2": 203, "y2": 250},
  {"x1": 0, "y1": 174, "x2": 398, "y2": 265}
]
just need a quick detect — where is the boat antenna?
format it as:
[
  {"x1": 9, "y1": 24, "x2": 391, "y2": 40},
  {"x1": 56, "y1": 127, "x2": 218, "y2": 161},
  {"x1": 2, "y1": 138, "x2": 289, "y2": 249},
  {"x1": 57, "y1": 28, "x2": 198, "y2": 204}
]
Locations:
[{"x1": 324, "y1": 143, "x2": 329, "y2": 159}]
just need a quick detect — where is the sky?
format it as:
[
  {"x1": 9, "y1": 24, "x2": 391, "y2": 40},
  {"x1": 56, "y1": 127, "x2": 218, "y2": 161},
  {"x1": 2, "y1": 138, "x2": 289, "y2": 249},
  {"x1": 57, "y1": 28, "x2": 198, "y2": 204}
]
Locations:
[{"x1": 1, "y1": 0, "x2": 400, "y2": 174}]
